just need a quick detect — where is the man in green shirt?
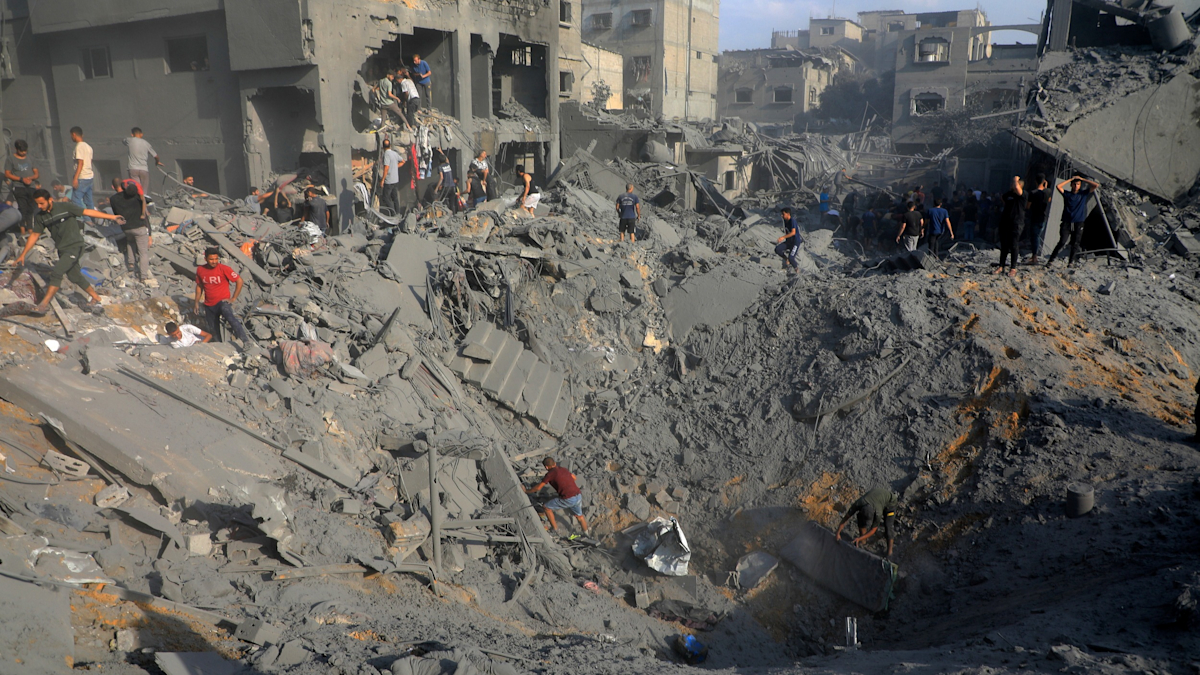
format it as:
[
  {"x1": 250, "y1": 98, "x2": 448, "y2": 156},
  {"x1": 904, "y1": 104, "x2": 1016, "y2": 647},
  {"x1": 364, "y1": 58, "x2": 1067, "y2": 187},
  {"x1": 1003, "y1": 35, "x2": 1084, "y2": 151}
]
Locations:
[
  {"x1": 13, "y1": 189, "x2": 126, "y2": 315},
  {"x1": 836, "y1": 487, "x2": 898, "y2": 557}
]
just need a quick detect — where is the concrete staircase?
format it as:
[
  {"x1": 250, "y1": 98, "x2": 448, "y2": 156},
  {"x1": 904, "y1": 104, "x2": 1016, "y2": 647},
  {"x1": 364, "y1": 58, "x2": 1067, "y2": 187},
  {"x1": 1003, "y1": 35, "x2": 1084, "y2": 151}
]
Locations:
[{"x1": 448, "y1": 322, "x2": 572, "y2": 436}]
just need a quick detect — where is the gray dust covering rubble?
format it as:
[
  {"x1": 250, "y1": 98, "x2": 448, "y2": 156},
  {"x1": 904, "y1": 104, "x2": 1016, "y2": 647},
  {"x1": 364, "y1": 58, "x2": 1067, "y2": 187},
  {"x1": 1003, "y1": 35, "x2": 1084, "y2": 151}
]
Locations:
[{"x1": 3, "y1": 5, "x2": 1200, "y2": 675}]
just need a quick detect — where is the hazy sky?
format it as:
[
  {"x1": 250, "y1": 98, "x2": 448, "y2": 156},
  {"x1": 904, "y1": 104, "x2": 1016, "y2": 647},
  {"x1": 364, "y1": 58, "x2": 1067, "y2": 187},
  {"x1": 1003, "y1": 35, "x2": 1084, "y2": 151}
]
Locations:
[{"x1": 719, "y1": 0, "x2": 1047, "y2": 51}]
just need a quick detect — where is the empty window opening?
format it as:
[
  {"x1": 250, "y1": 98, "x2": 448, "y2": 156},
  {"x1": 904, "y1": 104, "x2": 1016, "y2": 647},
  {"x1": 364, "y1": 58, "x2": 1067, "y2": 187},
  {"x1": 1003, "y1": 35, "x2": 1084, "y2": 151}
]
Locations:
[
  {"x1": 166, "y1": 36, "x2": 209, "y2": 73},
  {"x1": 773, "y1": 87, "x2": 793, "y2": 103},
  {"x1": 591, "y1": 13, "x2": 612, "y2": 30},
  {"x1": 735, "y1": 88, "x2": 753, "y2": 103},
  {"x1": 820, "y1": 26, "x2": 835, "y2": 35},
  {"x1": 912, "y1": 92, "x2": 946, "y2": 115},
  {"x1": 247, "y1": 87, "x2": 321, "y2": 186},
  {"x1": 809, "y1": 87, "x2": 819, "y2": 105},
  {"x1": 631, "y1": 9, "x2": 653, "y2": 26},
  {"x1": 560, "y1": 1, "x2": 572, "y2": 23},
  {"x1": 723, "y1": 170, "x2": 736, "y2": 190},
  {"x1": 81, "y1": 46, "x2": 111, "y2": 80},
  {"x1": 917, "y1": 37, "x2": 950, "y2": 63},
  {"x1": 560, "y1": 70, "x2": 574, "y2": 93}
]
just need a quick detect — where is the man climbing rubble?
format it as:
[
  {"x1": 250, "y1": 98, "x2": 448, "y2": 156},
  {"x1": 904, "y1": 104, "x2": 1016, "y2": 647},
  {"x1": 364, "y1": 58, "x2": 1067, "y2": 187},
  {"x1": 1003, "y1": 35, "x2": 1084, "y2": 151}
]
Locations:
[
  {"x1": 836, "y1": 486, "x2": 897, "y2": 558},
  {"x1": 616, "y1": 183, "x2": 641, "y2": 243},
  {"x1": 1047, "y1": 175, "x2": 1099, "y2": 269},
  {"x1": 774, "y1": 206, "x2": 801, "y2": 273},
  {"x1": 515, "y1": 165, "x2": 538, "y2": 215},
  {"x1": 164, "y1": 321, "x2": 211, "y2": 348},
  {"x1": 14, "y1": 188, "x2": 126, "y2": 316},
  {"x1": 525, "y1": 457, "x2": 588, "y2": 535},
  {"x1": 194, "y1": 246, "x2": 250, "y2": 346}
]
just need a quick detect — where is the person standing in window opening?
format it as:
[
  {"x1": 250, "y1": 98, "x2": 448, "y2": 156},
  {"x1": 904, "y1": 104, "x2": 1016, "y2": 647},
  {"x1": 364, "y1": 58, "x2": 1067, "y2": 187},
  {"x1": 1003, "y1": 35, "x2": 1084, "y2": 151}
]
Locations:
[
  {"x1": 411, "y1": 54, "x2": 432, "y2": 109},
  {"x1": 399, "y1": 70, "x2": 421, "y2": 125}
]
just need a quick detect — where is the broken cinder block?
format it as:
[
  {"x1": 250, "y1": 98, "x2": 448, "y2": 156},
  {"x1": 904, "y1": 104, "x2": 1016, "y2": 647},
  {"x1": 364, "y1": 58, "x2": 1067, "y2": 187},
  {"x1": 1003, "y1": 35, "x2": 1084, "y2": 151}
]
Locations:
[
  {"x1": 234, "y1": 617, "x2": 284, "y2": 646},
  {"x1": 95, "y1": 484, "x2": 131, "y2": 509},
  {"x1": 186, "y1": 534, "x2": 213, "y2": 557},
  {"x1": 385, "y1": 513, "x2": 431, "y2": 562}
]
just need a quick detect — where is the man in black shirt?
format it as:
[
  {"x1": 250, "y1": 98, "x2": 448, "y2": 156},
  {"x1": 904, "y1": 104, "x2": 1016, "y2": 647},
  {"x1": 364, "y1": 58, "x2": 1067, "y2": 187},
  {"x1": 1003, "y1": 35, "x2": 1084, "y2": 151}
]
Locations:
[
  {"x1": 837, "y1": 487, "x2": 898, "y2": 558},
  {"x1": 774, "y1": 206, "x2": 801, "y2": 272},
  {"x1": 994, "y1": 176, "x2": 1024, "y2": 276},
  {"x1": 108, "y1": 178, "x2": 155, "y2": 287},
  {"x1": 302, "y1": 187, "x2": 329, "y2": 234},
  {"x1": 895, "y1": 202, "x2": 922, "y2": 251},
  {"x1": 1025, "y1": 174, "x2": 1049, "y2": 264}
]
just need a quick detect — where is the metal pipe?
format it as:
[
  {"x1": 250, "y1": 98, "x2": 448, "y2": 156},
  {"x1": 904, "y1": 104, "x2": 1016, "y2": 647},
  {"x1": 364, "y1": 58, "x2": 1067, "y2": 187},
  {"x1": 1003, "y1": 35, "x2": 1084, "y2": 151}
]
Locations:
[{"x1": 428, "y1": 444, "x2": 442, "y2": 573}]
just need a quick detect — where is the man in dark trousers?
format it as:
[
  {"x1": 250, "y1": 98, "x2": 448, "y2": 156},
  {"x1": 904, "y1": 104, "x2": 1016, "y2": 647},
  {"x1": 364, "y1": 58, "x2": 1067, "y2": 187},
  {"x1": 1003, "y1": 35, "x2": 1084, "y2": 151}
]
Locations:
[
  {"x1": 525, "y1": 457, "x2": 588, "y2": 534},
  {"x1": 775, "y1": 206, "x2": 801, "y2": 273},
  {"x1": 411, "y1": 54, "x2": 432, "y2": 109},
  {"x1": 1047, "y1": 175, "x2": 1099, "y2": 268},
  {"x1": 194, "y1": 247, "x2": 250, "y2": 345},
  {"x1": 616, "y1": 183, "x2": 641, "y2": 243},
  {"x1": 1025, "y1": 174, "x2": 1050, "y2": 264},
  {"x1": 4, "y1": 139, "x2": 39, "y2": 232},
  {"x1": 925, "y1": 197, "x2": 954, "y2": 258},
  {"x1": 994, "y1": 176, "x2": 1024, "y2": 276},
  {"x1": 895, "y1": 201, "x2": 922, "y2": 252},
  {"x1": 14, "y1": 189, "x2": 126, "y2": 316},
  {"x1": 836, "y1": 486, "x2": 897, "y2": 558}
]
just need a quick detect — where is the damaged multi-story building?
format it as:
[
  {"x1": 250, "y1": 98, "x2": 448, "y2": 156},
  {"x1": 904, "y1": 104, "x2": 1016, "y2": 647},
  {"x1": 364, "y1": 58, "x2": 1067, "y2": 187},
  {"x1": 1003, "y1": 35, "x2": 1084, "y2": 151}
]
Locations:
[
  {"x1": 580, "y1": 0, "x2": 720, "y2": 120},
  {"x1": 715, "y1": 40, "x2": 837, "y2": 134},
  {"x1": 0, "y1": 0, "x2": 575, "y2": 201}
]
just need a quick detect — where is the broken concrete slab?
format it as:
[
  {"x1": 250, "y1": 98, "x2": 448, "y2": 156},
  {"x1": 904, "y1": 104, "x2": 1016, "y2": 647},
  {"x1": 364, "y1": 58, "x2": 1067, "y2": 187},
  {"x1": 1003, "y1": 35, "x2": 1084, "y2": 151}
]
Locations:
[
  {"x1": 154, "y1": 651, "x2": 242, "y2": 675},
  {"x1": 1055, "y1": 74, "x2": 1200, "y2": 202},
  {"x1": 0, "y1": 575, "x2": 73, "y2": 673},
  {"x1": 779, "y1": 522, "x2": 898, "y2": 612},
  {"x1": 662, "y1": 262, "x2": 773, "y2": 342},
  {"x1": 0, "y1": 361, "x2": 287, "y2": 504},
  {"x1": 735, "y1": 551, "x2": 779, "y2": 589},
  {"x1": 385, "y1": 232, "x2": 452, "y2": 328}
]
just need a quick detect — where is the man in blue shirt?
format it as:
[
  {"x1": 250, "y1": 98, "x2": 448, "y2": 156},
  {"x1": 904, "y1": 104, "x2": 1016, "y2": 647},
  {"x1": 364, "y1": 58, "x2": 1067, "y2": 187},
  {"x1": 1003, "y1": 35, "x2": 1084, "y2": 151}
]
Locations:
[
  {"x1": 924, "y1": 197, "x2": 954, "y2": 258},
  {"x1": 1046, "y1": 175, "x2": 1099, "y2": 268},
  {"x1": 615, "y1": 184, "x2": 640, "y2": 243},
  {"x1": 411, "y1": 54, "x2": 432, "y2": 109},
  {"x1": 774, "y1": 206, "x2": 801, "y2": 273}
]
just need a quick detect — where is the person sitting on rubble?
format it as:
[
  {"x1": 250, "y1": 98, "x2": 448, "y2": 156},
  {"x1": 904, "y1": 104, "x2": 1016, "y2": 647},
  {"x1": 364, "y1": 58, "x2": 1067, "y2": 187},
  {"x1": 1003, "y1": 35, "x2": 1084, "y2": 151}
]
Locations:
[
  {"x1": 616, "y1": 183, "x2": 641, "y2": 244},
  {"x1": 525, "y1": 457, "x2": 589, "y2": 535},
  {"x1": 774, "y1": 206, "x2": 801, "y2": 273},
  {"x1": 515, "y1": 164, "x2": 538, "y2": 215},
  {"x1": 836, "y1": 486, "x2": 897, "y2": 558},
  {"x1": 14, "y1": 189, "x2": 126, "y2": 316},
  {"x1": 108, "y1": 178, "x2": 156, "y2": 287},
  {"x1": 164, "y1": 320, "x2": 211, "y2": 348},
  {"x1": 470, "y1": 150, "x2": 493, "y2": 200},
  {"x1": 194, "y1": 246, "x2": 250, "y2": 346},
  {"x1": 895, "y1": 201, "x2": 922, "y2": 252}
]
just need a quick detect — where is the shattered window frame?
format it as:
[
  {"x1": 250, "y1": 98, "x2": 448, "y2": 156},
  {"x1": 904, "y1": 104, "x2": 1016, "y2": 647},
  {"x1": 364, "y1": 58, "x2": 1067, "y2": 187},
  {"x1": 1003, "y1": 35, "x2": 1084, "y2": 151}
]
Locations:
[
  {"x1": 631, "y1": 55, "x2": 652, "y2": 85},
  {"x1": 734, "y1": 88, "x2": 753, "y2": 104},
  {"x1": 916, "y1": 37, "x2": 950, "y2": 64},
  {"x1": 590, "y1": 13, "x2": 613, "y2": 30},
  {"x1": 773, "y1": 86, "x2": 793, "y2": 104},
  {"x1": 911, "y1": 92, "x2": 946, "y2": 115},
  {"x1": 165, "y1": 35, "x2": 210, "y2": 73},
  {"x1": 80, "y1": 45, "x2": 112, "y2": 80},
  {"x1": 510, "y1": 46, "x2": 533, "y2": 67},
  {"x1": 820, "y1": 26, "x2": 836, "y2": 36}
]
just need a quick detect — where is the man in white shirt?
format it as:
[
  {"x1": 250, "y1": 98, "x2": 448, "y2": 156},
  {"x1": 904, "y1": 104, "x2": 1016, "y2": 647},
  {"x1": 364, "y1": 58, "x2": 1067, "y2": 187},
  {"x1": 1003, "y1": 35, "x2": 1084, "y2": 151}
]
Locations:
[
  {"x1": 470, "y1": 150, "x2": 492, "y2": 200},
  {"x1": 124, "y1": 127, "x2": 162, "y2": 195},
  {"x1": 165, "y1": 321, "x2": 211, "y2": 348},
  {"x1": 70, "y1": 126, "x2": 96, "y2": 212},
  {"x1": 399, "y1": 71, "x2": 420, "y2": 125}
]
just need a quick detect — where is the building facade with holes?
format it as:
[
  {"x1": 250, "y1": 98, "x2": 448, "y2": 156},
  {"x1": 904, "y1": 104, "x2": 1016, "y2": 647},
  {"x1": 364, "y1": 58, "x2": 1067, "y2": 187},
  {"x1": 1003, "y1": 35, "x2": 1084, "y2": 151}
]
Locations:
[
  {"x1": 0, "y1": 0, "x2": 571, "y2": 199},
  {"x1": 715, "y1": 48, "x2": 836, "y2": 132},
  {"x1": 580, "y1": 0, "x2": 719, "y2": 120}
]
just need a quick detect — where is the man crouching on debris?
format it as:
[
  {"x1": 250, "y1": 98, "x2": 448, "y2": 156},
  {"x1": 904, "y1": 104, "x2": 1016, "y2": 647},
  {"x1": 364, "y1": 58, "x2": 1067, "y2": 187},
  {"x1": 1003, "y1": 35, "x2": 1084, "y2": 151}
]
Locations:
[
  {"x1": 836, "y1": 487, "x2": 897, "y2": 558},
  {"x1": 525, "y1": 457, "x2": 589, "y2": 535},
  {"x1": 14, "y1": 188, "x2": 126, "y2": 316}
]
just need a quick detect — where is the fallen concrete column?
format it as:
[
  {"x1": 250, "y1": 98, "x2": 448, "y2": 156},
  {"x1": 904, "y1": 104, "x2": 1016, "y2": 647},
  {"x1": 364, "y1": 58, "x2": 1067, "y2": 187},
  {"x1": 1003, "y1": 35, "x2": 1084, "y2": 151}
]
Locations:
[{"x1": 779, "y1": 522, "x2": 899, "y2": 612}]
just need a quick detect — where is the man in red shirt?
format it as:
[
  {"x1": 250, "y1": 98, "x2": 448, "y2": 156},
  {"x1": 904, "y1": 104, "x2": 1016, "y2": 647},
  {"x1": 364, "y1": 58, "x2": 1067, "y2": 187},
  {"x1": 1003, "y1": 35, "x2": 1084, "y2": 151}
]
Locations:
[
  {"x1": 194, "y1": 247, "x2": 249, "y2": 344},
  {"x1": 525, "y1": 457, "x2": 588, "y2": 535}
]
